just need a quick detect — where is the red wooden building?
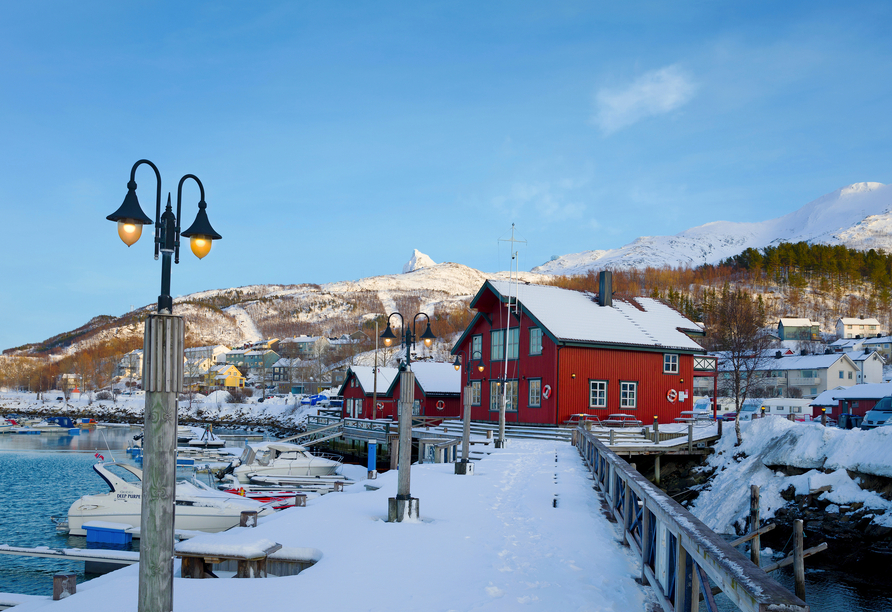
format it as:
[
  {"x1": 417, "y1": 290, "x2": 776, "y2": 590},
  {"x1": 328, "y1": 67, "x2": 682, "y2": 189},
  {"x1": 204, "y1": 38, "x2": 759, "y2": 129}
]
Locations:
[
  {"x1": 337, "y1": 362, "x2": 461, "y2": 420},
  {"x1": 451, "y1": 275, "x2": 711, "y2": 425}
]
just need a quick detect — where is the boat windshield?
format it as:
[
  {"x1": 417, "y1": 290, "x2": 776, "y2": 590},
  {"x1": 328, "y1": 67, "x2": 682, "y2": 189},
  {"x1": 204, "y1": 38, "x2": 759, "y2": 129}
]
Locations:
[{"x1": 103, "y1": 463, "x2": 142, "y2": 484}]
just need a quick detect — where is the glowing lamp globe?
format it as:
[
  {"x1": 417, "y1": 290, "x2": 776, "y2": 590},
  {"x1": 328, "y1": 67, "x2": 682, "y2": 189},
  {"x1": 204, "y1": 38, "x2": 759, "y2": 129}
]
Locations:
[
  {"x1": 189, "y1": 235, "x2": 212, "y2": 259},
  {"x1": 117, "y1": 219, "x2": 143, "y2": 246}
]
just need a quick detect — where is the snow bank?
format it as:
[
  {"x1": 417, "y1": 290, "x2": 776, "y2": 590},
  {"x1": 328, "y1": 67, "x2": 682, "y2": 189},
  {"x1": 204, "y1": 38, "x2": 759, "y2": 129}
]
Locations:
[{"x1": 691, "y1": 419, "x2": 892, "y2": 533}]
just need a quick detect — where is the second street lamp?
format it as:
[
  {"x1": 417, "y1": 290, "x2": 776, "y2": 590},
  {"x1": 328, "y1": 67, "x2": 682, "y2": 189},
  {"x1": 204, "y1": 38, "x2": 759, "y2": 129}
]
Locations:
[
  {"x1": 106, "y1": 159, "x2": 221, "y2": 612},
  {"x1": 381, "y1": 311, "x2": 435, "y2": 521},
  {"x1": 452, "y1": 351, "x2": 484, "y2": 475}
]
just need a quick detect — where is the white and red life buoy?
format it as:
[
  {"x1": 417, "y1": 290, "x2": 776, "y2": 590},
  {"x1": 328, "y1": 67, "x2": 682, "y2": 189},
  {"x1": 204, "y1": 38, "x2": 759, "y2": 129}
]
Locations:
[
  {"x1": 542, "y1": 385, "x2": 552, "y2": 399},
  {"x1": 666, "y1": 389, "x2": 678, "y2": 403},
  {"x1": 436, "y1": 400, "x2": 445, "y2": 410},
  {"x1": 376, "y1": 402, "x2": 383, "y2": 409}
]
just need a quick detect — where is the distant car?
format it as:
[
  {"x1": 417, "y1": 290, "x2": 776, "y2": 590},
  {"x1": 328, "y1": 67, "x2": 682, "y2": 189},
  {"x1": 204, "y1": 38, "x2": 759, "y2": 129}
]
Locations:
[{"x1": 56, "y1": 397, "x2": 63, "y2": 401}]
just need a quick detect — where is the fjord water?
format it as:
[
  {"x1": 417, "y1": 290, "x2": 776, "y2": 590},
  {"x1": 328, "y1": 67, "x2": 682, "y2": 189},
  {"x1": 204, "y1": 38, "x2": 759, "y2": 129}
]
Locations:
[{"x1": 0, "y1": 426, "x2": 143, "y2": 596}]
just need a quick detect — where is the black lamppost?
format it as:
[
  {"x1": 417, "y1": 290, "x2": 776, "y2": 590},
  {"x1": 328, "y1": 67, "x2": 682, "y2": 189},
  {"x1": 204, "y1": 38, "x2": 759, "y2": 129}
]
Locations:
[
  {"x1": 380, "y1": 312, "x2": 435, "y2": 521},
  {"x1": 106, "y1": 159, "x2": 222, "y2": 313},
  {"x1": 106, "y1": 159, "x2": 221, "y2": 612},
  {"x1": 452, "y1": 351, "x2": 484, "y2": 474}
]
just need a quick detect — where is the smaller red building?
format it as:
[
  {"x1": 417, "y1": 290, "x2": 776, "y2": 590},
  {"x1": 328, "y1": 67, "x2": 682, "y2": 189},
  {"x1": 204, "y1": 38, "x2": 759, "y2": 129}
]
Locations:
[
  {"x1": 819, "y1": 382, "x2": 892, "y2": 419},
  {"x1": 337, "y1": 362, "x2": 461, "y2": 420}
]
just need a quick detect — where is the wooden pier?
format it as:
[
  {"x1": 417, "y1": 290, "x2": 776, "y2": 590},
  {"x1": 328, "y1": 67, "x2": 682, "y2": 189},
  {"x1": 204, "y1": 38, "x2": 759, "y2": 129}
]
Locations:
[{"x1": 575, "y1": 426, "x2": 808, "y2": 612}]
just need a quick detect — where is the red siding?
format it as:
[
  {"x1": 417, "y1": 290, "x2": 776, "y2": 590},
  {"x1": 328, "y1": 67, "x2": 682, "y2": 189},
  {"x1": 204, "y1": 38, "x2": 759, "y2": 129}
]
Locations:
[
  {"x1": 389, "y1": 377, "x2": 461, "y2": 419},
  {"x1": 557, "y1": 347, "x2": 694, "y2": 424},
  {"x1": 340, "y1": 372, "x2": 397, "y2": 419}
]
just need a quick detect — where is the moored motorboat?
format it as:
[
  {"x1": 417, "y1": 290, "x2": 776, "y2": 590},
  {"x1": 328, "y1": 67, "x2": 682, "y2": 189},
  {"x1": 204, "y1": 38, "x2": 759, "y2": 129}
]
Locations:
[
  {"x1": 216, "y1": 442, "x2": 342, "y2": 484},
  {"x1": 67, "y1": 462, "x2": 273, "y2": 536}
]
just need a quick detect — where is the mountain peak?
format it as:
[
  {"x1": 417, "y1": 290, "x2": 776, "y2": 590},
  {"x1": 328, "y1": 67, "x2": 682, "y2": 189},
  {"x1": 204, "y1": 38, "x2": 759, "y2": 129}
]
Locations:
[{"x1": 402, "y1": 249, "x2": 437, "y2": 273}]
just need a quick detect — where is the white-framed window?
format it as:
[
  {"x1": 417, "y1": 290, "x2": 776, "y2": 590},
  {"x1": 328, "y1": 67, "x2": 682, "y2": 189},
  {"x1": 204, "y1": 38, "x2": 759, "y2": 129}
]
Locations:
[
  {"x1": 528, "y1": 379, "x2": 541, "y2": 407},
  {"x1": 491, "y1": 329, "x2": 519, "y2": 360},
  {"x1": 529, "y1": 328, "x2": 543, "y2": 355},
  {"x1": 589, "y1": 380, "x2": 607, "y2": 408},
  {"x1": 355, "y1": 399, "x2": 362, "y2": 416},
  {"x1": 471, "y1": 334, "x2": 482, "y2": 359},
  {"x1": 620, "y1": 381, "x2": 637, "y2": 409},
  {"x1": 470, "y1": 381, "x2": 481, "y2": 405},
  {"x1": 839, "y1": 371, "x2": 844, "y2": 379},
  {"x1": 663, "y1": 354, "x2": 679, "y2": 374},
  {"x1": 490, "y1": 380, "x2": 518, "y2": 412}
]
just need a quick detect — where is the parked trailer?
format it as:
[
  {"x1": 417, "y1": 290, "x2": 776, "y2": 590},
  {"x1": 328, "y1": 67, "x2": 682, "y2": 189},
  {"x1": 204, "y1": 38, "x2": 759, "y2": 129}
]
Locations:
[{"x1": 757, "y1": 399, "x2": 815, "y2": 420}]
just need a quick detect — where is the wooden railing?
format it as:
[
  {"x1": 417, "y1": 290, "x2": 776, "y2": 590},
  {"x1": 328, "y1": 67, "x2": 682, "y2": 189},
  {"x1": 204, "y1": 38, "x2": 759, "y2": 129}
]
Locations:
[{"x1": 576, "y1": 427, "x2": 807, "y2": 612}]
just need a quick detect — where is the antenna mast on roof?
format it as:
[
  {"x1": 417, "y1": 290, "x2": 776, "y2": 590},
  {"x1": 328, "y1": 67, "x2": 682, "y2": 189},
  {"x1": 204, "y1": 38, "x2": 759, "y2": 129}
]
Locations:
[{"x1": 495, "y1": 224, "x2": 526, "y2": 447}]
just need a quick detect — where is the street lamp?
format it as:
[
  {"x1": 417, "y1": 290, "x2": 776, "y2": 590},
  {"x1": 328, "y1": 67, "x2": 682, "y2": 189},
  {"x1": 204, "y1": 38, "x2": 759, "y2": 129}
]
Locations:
[
  {"x1": 452, "y1": 351, "x2": 484, "y2": 475},
  {"x1": 106, "y1": 159, "x2": 221, "y2": 612},
  {"x1": 380, "y1": 311, "x2": 436, "y2": 522}
]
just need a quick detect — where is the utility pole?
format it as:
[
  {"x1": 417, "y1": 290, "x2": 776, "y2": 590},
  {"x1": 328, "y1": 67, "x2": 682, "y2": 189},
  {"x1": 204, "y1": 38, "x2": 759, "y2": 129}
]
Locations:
[{"x1": 496, "y1": 224, "x2": 525, "y2": 448}]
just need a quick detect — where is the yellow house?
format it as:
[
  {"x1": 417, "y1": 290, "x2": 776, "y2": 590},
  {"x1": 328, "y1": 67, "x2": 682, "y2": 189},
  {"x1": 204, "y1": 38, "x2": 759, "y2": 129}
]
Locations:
[{"x1": 206, "y1": 364, "x2": 245, "y2": 391}]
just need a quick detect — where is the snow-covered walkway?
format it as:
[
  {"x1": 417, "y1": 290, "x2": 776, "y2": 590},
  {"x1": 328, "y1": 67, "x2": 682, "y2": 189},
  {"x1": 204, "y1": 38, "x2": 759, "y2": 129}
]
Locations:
[{"x1": 12, "y1": 441, "x2": 648, "y2": 611}]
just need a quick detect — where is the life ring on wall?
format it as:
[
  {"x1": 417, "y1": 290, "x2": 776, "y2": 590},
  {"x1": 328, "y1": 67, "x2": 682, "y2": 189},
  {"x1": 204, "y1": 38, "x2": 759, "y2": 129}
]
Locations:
[
  {"x1": 666, "y1": 389, "x2": 678, "y2": 403},
  {"x1": 542, "y1": 385, "x2": 552, "y2": 399},
  {"x1": 436, "y1": 400, "x2": 445, "y2": 410}
]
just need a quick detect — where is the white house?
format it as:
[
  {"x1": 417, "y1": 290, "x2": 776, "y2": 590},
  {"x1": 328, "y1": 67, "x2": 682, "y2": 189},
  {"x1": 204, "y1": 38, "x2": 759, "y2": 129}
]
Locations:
[
  {"x1": 849, "y1": 350, "x2": 885, "y2": 384},
  {"x1": 836, "y1": 317, "x2": 882, "y2": 339}
]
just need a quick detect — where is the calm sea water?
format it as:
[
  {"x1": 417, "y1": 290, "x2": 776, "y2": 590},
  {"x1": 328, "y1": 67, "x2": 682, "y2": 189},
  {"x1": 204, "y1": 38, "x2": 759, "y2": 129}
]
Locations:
[{"x1": 0, "y1": 425, "x2": 260, "y2": 597}]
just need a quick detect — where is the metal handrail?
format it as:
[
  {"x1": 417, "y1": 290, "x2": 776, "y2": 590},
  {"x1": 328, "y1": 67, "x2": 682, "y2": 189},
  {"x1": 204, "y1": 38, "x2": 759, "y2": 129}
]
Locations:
[{"x1": 576, "y1": 427, "x2": 807, "y2": 612}]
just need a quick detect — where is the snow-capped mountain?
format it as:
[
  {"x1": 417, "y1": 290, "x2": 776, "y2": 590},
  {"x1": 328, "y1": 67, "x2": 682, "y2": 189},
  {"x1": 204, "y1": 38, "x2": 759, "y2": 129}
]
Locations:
[
  {"x1": 402, "y1": 249, "x2": 437, "y2": 273},
  {"x1": 534, "y1": 182, "x2": 892, "y2": 274}
]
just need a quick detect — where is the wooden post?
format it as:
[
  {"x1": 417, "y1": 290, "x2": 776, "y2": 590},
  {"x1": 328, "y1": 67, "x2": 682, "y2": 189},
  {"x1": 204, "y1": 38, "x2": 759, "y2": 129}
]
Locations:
[
  {"x1": 640, "y1": 502, "x2": 651, "y2": 585},
  {"x1": 294, "y1": 494, "x2": 307, "y2": 507},
  {"x1": 571, "y1": 429, "x2": 578, "y2": 446},
  {"x1": 653, "y1": 417, "x2": 659, "y2": 443},
  {"x1": 609, "y1": 429, "x2": 615, "y2": 446},
  {"x1": 240, "y1": 510, "x2": 258, "y2": 528},
  {"x1": 139, "y1": 314, "x2": 184, "y2": 612},
  {"x1": 750, "y1": 485, "x2": 761, "y2": 567},
  {"x1": 622, "y1": 479, "x2": 632, "y2": 545},
  {"x1": 654, "y1": 454, "x2": 661, "y2": 486},
  {"x1": 687, "y1": 422, "x2": 694, "y2": 453},
  {"x1": 389, "y1": 433, "x2": 399, "y2": 471},
  {"x1": 793, "y1": 519, "x2": 806, "y2": 601},
  {"x1": 717, "y1": 418, "x2": 723, "y2": 437},
  {"x1": 53, "y1": 574, "x2": 77, "y2": 600}
]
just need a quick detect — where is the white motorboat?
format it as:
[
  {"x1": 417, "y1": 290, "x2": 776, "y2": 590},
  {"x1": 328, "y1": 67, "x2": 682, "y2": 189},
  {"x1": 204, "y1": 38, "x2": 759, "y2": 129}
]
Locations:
[
  {"x1": 67, "y1": 462, "x2": 273, "y2": 536},
  {"x1": 0, "y1": 417, "x2": 14, "y2": 433},
  {"x1": 217, "y1": 442, "x2": 342, "y2": 484}
]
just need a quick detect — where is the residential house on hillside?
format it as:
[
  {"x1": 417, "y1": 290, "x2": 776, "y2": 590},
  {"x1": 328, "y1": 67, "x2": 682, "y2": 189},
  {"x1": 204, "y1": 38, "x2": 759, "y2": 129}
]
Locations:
[
  {"x1": 185, "y1": 345, "x2": 229, "y2": 363},
  {"x1": 115, "y1": 349, "x2": 143, "y2": 379},
  {"x1": 713, "y1": 351, "x2": 859, "y2": 399},
  {"x1": 248, "y1": 338, "x2": 279, "y2": 352},
  {"x1": 450, "y1": 274, "x2": 710, "y2": 425},
  {"x1": 244, "y1": 349, "x2": 279, "y2": 373},
  {"x1": 777, "y1": 318, "x2": 821, "y2": 341},
  {"x1": 184, "y1": 345, "x2": 230, "y2": 391},
  {"x1": 850, "y1": 350, "x2": 885, "y2": 384},
  {"x1": 225, "y1": 349, "x2": 247, "y2": 368},
  {"x1": 836, "y1": 317, "x2": 882, "y2": 339},
  {"x1": 278, "y1": 336, "x2": 330, "y2": 359},
  {"x1": 862, "y1": 336, "x2": 892, "y2": 361},
  {"x1": 206, "y1": 364, "x2": 245, "y2": 392}
]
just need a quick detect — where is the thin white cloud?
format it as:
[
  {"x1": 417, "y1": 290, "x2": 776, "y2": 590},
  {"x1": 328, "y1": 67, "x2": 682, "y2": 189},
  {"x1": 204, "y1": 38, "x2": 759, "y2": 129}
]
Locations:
[
  {"x1": 593, "y1": 65, "x2": 697, "y2": 134},
  {"x1": 493, "y1": 181, "x2": 587, "y2": 222}
]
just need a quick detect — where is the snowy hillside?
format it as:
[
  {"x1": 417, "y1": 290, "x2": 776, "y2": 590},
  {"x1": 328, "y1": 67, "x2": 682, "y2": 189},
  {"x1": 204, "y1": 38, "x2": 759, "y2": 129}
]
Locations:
[{"x1": 534, "y1": 182, "x2": 892, "y2": 274}]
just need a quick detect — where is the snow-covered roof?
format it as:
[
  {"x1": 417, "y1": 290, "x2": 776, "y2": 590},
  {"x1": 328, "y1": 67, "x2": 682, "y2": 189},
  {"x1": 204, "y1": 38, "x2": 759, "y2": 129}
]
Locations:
[
  {"x1": 227, "y1": 349, "x2": 247, "y2": 355},
  {"x1": 481, "y1": 281, "x2": 704, "y2": 352},
  {"x1": 410, "y1": 362, "x2": 461, "y2": 395},
  {"x1": 810, "y1": 386, "x2": 849, "y2": 406},
  {"x1": 272, "y1": 358, "x2": 296, "y2": 368},
  {"x1": 347, "y1": 366, "x2": 399, "y2": 395},
  {"x1": 778, "y1": 317, "x2": 814, "y2": 327},
  {"x1": 826, "y1": 382, "x2": 892, "y2": 401},
  {"x1": 838, "y1": 317, "x2": 881, "y2": 326},
  {"x1": 863, "y1": 335, "x2": 892, "y2": 345},
  {"x1": 850, "y1": 351, "x2": 882, "y2": 363},
  {"x1": 829, "y1": 338, "x2": 864, "y2": 348},
  {"x1": 280, "y1": 335, "x2": 324, "y2": 344},
  {"x1": 715, "y1": 352, "x2": 853, "y2": 372}
]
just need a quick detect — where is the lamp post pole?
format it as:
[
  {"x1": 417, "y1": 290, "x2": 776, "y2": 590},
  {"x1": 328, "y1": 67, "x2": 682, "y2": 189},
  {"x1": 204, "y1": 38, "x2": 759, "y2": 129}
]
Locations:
[
  {"x1": 452, "y1": 351, "x2": 482, "y2": 475},
  {"x1": 106, "y1": 160, "x2": 221, "y2": 612},
  {"x1": 381, "y1": 312, "x2": 435, "y2": 522}
]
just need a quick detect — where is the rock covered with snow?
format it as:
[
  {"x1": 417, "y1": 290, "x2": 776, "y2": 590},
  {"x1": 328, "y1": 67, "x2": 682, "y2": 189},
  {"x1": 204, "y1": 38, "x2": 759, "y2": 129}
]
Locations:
[{"x1": 402, "y1": 249, "x2": 438, "y2": 273}]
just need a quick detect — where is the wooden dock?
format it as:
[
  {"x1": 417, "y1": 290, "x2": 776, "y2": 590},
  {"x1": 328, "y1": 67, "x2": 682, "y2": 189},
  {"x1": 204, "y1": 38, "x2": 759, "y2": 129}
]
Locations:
[{"x1": 0, "y1": 544, "x2": 138, "y2": 574}]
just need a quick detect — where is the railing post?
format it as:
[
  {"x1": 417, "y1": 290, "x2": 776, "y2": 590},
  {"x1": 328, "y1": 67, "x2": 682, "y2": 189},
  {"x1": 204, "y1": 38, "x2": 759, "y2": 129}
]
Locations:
[
  {"x1": 793, "y1": 519, "x2": 806, "y2": 601},
  {"x1": 687, "y1": 422, "x2": 694, "y2": 453},
  {"x1": 674, "y1": 539, "x2": 695, "y2": 612},
  {"x1": 751, "y1": 485, "x2": 761, "y2": 566},
  {"x1": 622, "y1": 479, "x2": 632, "y2": 545}
]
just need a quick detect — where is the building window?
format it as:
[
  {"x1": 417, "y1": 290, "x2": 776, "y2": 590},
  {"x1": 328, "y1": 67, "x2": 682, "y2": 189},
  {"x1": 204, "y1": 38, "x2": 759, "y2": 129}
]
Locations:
[
  {"x1": 528, "y1": 379, "x2": 541, "y2": 407},
  {"x1": 848, "y1": 371, "x2": 853, "y2": 379},
  {"x1": 491, "y1": 328, "x2": 519, "y2": 360},
  {"x1": 620, "y1": 381, "x2": 637, "y2": 409},
  {"x1": 356, "y1": 399, "x2": 362, "y2": 416},
  {"x1": 471, "y1": 334, "x2": 482, "y2": 359},
  {"x1": 839, "y1": 371, "x2": 844, "y2": 379},
  {"x1": 589, "y1": 380, "x2": 607, "y2": 408},
  {"x1": 470, "y1": 381, "x2": 481, "y2": 405},
  {"x1": 663, "y1": 354, "x2": 679, "y2": 374},
  {"x1": 810, "y1": 388, "x2": 817, "y2": 396},
  {"x1": 529, "y1": 328, "x2": 543, "y2": 355},
  {"x1": 490, "y1": 380, "x2": 518, "y2": 412}
]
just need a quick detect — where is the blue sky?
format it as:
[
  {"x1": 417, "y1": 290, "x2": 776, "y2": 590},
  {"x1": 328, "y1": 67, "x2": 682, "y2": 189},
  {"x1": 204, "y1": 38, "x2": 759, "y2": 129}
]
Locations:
[{"x1": 1, "y1": 1, "x2": 891, "y2": 351}]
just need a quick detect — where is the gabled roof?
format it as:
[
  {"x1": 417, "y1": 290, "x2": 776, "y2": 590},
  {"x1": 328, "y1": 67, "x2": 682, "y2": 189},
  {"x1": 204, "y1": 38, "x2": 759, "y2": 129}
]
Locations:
[
  {"x1": 339, "y1": 366, "x2": 399, "y2": 396},
  {"x1": 716, "y1": 351, "x2": 857, "y2": 372},
  {"x1": 455, "y1": 280, "x2": 704, "y2": 353},
  {"x1": 409, "y1": 362, "x2": 461, "y2": 395},
  {"x1": 778, "y1": 317, "x2": 815, "y2": 327},
  {"x1": 824, "y1": 382, "x2": 892, "y2": 401},
  {"x1": 838, "y1": 317, "x2": 881, "y2": 326},
  {"x1": 850, "y1": 351, "x2": 883, "y2": 363}
]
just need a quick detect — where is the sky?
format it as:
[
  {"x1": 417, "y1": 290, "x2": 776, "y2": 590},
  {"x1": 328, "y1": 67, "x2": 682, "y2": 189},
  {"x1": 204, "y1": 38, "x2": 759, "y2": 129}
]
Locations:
[{"x1": 1, "y1": 1, "x2": 891, "y2": 351}]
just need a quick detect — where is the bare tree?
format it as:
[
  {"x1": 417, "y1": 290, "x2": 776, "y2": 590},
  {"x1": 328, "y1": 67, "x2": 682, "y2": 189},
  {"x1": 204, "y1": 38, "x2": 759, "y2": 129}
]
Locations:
[{"x1": 704, "y1": 284, "x2": 773, "y2": 444}]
